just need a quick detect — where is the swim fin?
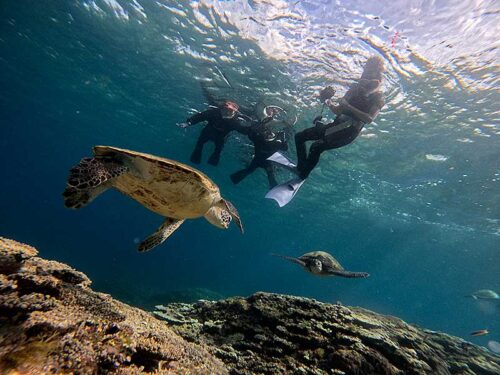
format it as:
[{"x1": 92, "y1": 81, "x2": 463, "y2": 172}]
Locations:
[
  {"x1": 265, "y1": 177, "x2": 305, "y2": 207},
  {"x1": 267, "y1": 152, "x2": 297, "y2": 169}
]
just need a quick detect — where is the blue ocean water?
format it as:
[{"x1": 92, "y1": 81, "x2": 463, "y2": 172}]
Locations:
[{"x1": 1, "y1": 0, "x2": 498, "y2": 351}]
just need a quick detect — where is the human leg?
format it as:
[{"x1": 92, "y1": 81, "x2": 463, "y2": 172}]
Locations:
[
  {"x1": 230, "y1": 157, "x2": 259, "y2": 184},
  {"x1": 264, "y1": 161, "x2": 278, "y2": 188},
  {"x1": 299, "y1": 140, "x2": 329, "y2": 179},
  {"x1": 295, "y1": 126, "x2": 323, "y2": 176},
  {"x1": 208, "y1": 133, "x2": 226, "y2": 166},
  {"x1": 190, "y1": 126, "x2": 213, "y2": 164}
]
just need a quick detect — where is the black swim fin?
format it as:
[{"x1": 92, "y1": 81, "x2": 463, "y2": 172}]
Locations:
[{"x1": 265, "y1": 178, "x2": 305, "y2": 207}]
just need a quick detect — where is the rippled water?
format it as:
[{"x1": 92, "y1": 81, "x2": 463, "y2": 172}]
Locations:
[{"x1": 1, "y1": 0, "x2": 499, "y2": 349}]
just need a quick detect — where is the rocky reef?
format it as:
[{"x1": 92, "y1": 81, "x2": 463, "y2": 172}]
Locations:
[
  {"x1": 0, "y1": 237, "x2": 227, "y2": 374},
  {"x1": 1, "y1": 237, "x2": 499, "y2": 375},
  {"x1": 155, "y1": 294, "x2": 500, "y2": 375}
]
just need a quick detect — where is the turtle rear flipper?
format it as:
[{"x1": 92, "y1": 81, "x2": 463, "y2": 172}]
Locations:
[
  {"x1": 328, "y1": 269, "x2": 369, "y2": 278},
  {"x1": 138, "y1": 218, "x2": 185, "y2": 252},
  {"x1": 63, "y1": 157, "x2": 127, "y2": 209}
]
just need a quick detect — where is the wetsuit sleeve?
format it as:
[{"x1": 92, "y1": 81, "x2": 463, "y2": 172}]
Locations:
[
  {"x1": 367, "y1": 93, "x2": 385, "y2": 120},
  {"x1": 342, "y1": 90, "x2": 384, "y2": 124},
  {"x1": 235, "y1": 122, "x2": 252, "y2": 135},
  {"x1": 228, "y1": 116, "x2": 249, "y2": 134},
  {"x1": 238, "y1": 105, "x2": 255, "y2": 120},
  {"x1": 327, "y1": 85, "x2": 357, "y2": 116},
  {"x1": 187, "y1": 108, "x2": 217, "y2": 125}
]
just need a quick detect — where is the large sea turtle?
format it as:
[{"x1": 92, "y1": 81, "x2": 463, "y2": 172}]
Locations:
[
  {"x1": 63, "y1": 146, "x2": 243, "y2": 252},
  {"x1": 273, "y1": 251, "x2": 369, "y2": 278}
]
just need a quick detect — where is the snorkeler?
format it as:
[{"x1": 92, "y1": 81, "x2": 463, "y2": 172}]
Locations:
[
  {"x1": 179, "y1": 101, "x2": 246, "y2": 166},
  {"x1": 230, "y1": 106, "x2": 294, "y2": 188},
  {"x1": 266, "y1": 56, "x2": 386, "y2": 206}
]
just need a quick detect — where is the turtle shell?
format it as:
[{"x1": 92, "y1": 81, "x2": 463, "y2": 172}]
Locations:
[
  {"x1": 93, "y1": 146, "x2": 220, "y2": 219},
  {"x1": 299, "y1": 251, "x2": 344, "y2": 271}
]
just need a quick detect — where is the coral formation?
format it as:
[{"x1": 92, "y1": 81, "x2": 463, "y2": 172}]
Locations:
[
  {"x1": 0, "y1": 237, "x2": 227, "y2": 374},
  {"x1": 155, "y1": 293, "x2": 500, "y2": 375}
]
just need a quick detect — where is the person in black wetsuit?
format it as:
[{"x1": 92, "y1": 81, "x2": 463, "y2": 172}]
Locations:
[
  {"x1": 180, "y1": 101, "x2": 245, "y2": 166},
  {"x1": 230, "y1": 110, "x2": 292, "y2": 188},
  {"x1": 295, "y1": 56, "x2": 385, "y2": 179}
]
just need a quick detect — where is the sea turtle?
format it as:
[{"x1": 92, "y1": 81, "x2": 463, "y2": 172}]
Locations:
[
  {"x1": 63, "y1": 145, "x2": 243, "y2": 252},
  {"x1": 469, "y1": 289, "x2": 499, "y2": 300},
  {"x1": 273, "y1": 251, "x2": 369, "y2": 278}
]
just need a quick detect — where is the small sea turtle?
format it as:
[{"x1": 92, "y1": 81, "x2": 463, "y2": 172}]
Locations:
[
  {"x1": 63, "y1": 146, "x2": 243, "y2": 252},
  {"x1": 469, "y1": 290, "x2": 499, "y2": 300},
  {"x1": 273, "y1": 251, "x2": 369, "y2": 278}
]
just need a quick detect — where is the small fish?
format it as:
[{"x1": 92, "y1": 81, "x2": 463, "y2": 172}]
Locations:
[{"x1": 470, "y1": 329, "x2": 489, "y2": 337}]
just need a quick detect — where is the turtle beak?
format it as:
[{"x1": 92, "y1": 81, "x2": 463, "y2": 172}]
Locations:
[{"x1": 223, "y1": 199, "x2": 244, "y2": 234}]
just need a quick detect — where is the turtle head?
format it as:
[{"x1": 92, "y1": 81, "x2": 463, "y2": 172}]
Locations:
[
  {"x1": 204, "y1": 205, "x2": 232, "y2": 230},
  {"x1": 204, "y1": 198, "x2": 244, "y2": 234},
  {"x1": 308, "y1": 259, "x2": 323, "y2": 274}
]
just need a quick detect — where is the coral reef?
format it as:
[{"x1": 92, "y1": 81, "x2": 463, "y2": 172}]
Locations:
[
  {"x1": 0, "y1": 237, "x2": 227, "y2": 374},
  {"x1": 155, "y1": 293, "x2": 500, "y2": 375},
  {"x1": 2, "y1": 236, "x2": 499, "y2": 375}
]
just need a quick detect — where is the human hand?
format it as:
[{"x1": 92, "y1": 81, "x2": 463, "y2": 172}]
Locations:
[{"x1": 312, "y1": 115, "x2": 323, "y2": 125}]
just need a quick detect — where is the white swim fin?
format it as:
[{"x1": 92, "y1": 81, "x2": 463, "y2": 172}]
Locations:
[
  {"x1": 265, "y1": 178, "x2": 305, "y2": 207},
  {"x1": 267, "y1": 152, "x2": 297, "y2": 169}
]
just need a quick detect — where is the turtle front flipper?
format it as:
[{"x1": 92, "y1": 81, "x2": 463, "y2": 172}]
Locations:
[
  {"x1": 63, "y1": 157, "x2": 128, "y2": 209},
  {"x1": 138, "y1": 218, "x2": 185, "y2": 252},
  {"x1": 327, "y1": 269, "x2": 370, "y2": 278}
]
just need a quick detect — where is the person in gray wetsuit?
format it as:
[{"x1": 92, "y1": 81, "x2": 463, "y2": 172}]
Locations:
[
  {"x1": 295, "y1": 56, "x2": 385, "y2": 179},
  {"x1": 266, "y1": 56, "x2": 386, "y2": 207}
]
